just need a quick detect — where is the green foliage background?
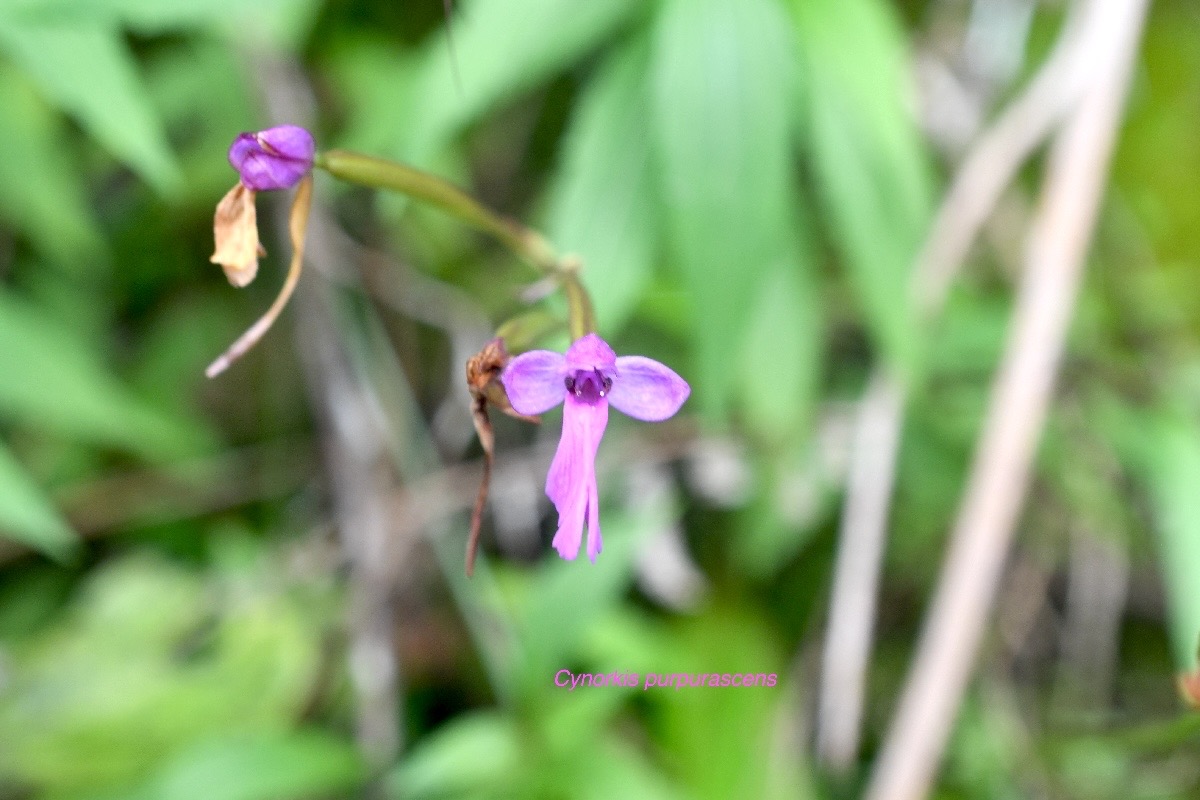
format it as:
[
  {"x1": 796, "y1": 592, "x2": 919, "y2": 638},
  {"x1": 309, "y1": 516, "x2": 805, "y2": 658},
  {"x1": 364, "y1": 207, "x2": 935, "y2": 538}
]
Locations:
[{"x1": 0, "y1": 0, "x2": 1199, "y2": 798}]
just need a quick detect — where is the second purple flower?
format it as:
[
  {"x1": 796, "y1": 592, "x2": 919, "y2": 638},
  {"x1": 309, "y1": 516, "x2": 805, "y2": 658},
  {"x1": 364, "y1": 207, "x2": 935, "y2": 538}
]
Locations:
[{"x1": 501, "y1": 333, "x2": 689, "y2": 563}]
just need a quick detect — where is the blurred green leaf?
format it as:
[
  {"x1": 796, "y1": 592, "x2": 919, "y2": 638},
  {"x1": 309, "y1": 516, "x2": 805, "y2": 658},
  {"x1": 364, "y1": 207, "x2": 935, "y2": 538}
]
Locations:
[
  {"x1": 0, "y1": 440, "x2": 77, "y2": 560},
  {"x1": 401, "y1": 0, "x2": 644, "y2": 164},
  {"x1": 652, "y1": 605, "x2": 795, "y2": 800},
  {"x1": 141, "y1": 730, "x2": 365, "y2": 800},
  {"x1": 569, "y1": 739, "x2": 685, "y2": 800},
  {"x1": 547, "y1": 36, "x2": 657, "y2": 335},
  {"x1": 791, "y1": 0, "x2": 932, "y2": 371},
  {"x1": 582, "y1": 607, "x2": 677, "y2": 679},
  {"x1": 929, "y1": 290, "x2": 1010, "y2": 376},
  {"x1": 80, "y1": 0, "x2": 286, "y2": 34},
  {"x1": 2, "y1": 0, "x2": 320, "y2": 49},
  {"x1": 0, "y1": 566, "x2": 74, "y2": 641},
  {"x1": 0, "y1": 290, "x2": 203, "y2": 458},
  {"x1": 2, "y1": 0, "x2": 235, "y2": 28},
  {"x1": 1056, "y1": 741, "x2": 1134, "y2": 800},
  {"x1": 104, "y1": 0, "x2": 250, "y2": 28},
  {"x1": 731, "y1": 450, "x2": 831, "y2": 578},
  {"x1": 327, "y1": 37, "x2": 420, "y2": 157},
  {"x1": 538, "y1": 681, "x2": 629, "y2": 756},
  {"x1": 1112, "y1": 2, "x2": 1200, "y2": 269},
  {"x1": 386, "y1": 713, "x2": 522, "y2": 800},
  {"x1": 944, "y1": 698, "x2": 1026, "y2": 800},
  {"x1": 143, "y1": 40, "x2": 257, "y2": 189},
  {"x1": 652, "y1": 0, "x2": 803, "y2": 418},
  {"x1": 0, "y1": 554, "x2": 327, "y2": 794},
  {"x1": 1143, "y1": 412, "x2": 1200, "y2": 670},
  {"x1": 737, "y1": 264, "x2": 821, "y2": 443},
  {"x1": 0, "y1": 12, "x2": 182, "y2": 193},
  {"x1": 0, "y1": 66, "x2": 102, "y2": 264}
]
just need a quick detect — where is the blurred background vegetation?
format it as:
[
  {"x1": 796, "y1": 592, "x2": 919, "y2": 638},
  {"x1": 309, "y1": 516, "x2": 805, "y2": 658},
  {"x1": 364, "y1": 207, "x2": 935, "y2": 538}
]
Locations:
[{"x1": 0, "y1": 0, "x2": 1198, "y2": 797}]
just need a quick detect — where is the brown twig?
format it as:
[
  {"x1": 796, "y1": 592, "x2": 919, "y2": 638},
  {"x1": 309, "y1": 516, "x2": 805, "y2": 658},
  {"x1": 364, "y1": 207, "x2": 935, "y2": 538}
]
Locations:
[
  {"x1": 863, "y1": 0, "x2": 1151, "y2": 797},
  {"x1": 465, "y1": 396, "x2": 493, "y2": 577},
  {"x1": 816, "y1": 0, "x2": 1102, "y2": 771}
]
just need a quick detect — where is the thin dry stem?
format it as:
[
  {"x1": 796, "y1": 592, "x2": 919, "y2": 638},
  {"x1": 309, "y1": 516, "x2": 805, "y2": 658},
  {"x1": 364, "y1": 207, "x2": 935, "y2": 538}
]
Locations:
[
  {"x1": 466, "y1": 397, "x2": 493, "y2": 577},
  {"x1": 816, "y1": 0, "x2": 1102, "y2": 771},
  {"x1": 911, "y1": 0, "x2": 1100, "y2": 318},
  {"x1": 817, "y1": 371, "x2": 904, "y2": 769},
  {"x1": 864, "y1": 0, "x2": 1151, "y2": 796}
]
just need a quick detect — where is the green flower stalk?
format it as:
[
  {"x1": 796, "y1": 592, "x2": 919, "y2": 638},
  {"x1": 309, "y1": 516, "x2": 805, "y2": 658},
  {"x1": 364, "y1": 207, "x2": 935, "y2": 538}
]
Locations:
[
  {"x1": 317, "y1": 150, "x2": 557, "y2": 273},
  {"x1": 207, "y1": 126, "x2": 598, "y2": 378}
]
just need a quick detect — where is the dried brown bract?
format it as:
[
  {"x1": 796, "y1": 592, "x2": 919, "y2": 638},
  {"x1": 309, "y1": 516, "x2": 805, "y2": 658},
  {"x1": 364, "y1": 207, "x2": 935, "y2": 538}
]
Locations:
[{"x1": 464, "y1": 337, "x2": 538, "y2": 576}]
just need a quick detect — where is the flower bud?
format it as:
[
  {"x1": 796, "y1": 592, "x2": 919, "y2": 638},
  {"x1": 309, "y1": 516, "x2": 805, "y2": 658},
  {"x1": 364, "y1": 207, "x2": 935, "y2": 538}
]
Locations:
[{"x1": 228, "y1": 125, "x2": 315, "y2": 191}]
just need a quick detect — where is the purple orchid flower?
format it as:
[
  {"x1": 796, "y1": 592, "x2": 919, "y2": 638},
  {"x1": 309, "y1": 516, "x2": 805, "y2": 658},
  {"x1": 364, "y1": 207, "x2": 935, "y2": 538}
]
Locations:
[
  {"x1": 228, "y1": 125, "x2": 315, "y2": 191},
  {"x1": 501, "y1": 333, "x2": 689, "y2": 563}
]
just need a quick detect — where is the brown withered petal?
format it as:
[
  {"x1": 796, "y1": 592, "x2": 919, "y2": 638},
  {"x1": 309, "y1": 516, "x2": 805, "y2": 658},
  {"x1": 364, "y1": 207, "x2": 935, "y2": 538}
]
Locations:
[
  {"x1": 466, "y1": 338, "x2": 539, "y2": 423},
  {"x1": 463, "y1": 337, "x2": 540, "y2": 577},
  {"x1": 210, "y1": 183, "x2": 262, "y2": 287},
  {"x1": 466, "y1": 337, "x2": 508, "y2": 392}
]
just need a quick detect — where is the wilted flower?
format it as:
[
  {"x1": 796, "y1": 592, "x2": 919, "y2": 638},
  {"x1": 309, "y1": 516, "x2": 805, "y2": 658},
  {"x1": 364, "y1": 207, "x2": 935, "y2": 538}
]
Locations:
[
  {"x1": 206, "y1": 124, "x2": 316, "y2": 378},
  {"x1": 502, "y1": 333, "x2": 689, "y2": 562},
  {"x1": 211, "y1": 125, "x2": 315, "y2": 287},
  {"x1": 228, "y1": 125, "x2": 316, "y2": 191}
]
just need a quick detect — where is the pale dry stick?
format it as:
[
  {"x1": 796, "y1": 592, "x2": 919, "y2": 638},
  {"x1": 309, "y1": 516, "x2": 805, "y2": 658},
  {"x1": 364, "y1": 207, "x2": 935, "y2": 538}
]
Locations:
[
  {"x1": 1054, "y1": 525, "x2": 1130, "y2": 710},
  {"x1": 254, "y1": 56, "x2": 404, "y2": 767},
  {"x1": 817, "y1": 0, "x2": 1101, "y2": 771},
  {"x1": 296, "y1": 277, "x2": 404, "y2": 766},
  {"x1": 817, "y1": 369, "x2": 904, "y2": 772},
  {"x1": 864, "y1": 0, "x2": 1151, "y2": 797}
]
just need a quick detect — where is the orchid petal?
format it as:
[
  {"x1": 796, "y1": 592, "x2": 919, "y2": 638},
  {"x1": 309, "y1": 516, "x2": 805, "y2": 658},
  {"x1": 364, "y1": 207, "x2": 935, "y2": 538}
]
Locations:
[
  {"x1": 229, "y1": 125, "x2": 315, "y2": 191},
  {"x1": 228, "y1": 133, "x2": 259, "y2": 171},
  {"x1": 256, "y1": 125, "x2": 316, "y2": 161},
  {"x1": 565, "y1": 333, "x2": 617, "y2": 372},
  {"x1": 501, "y1": 350, "x2": 567, "y2": 415},
  {"x1": 546, "y1": 395, "x2": 607, "y2": 560},
  {"x1": 608, "y1": 356, "x2": 691, "y2": 421}
]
